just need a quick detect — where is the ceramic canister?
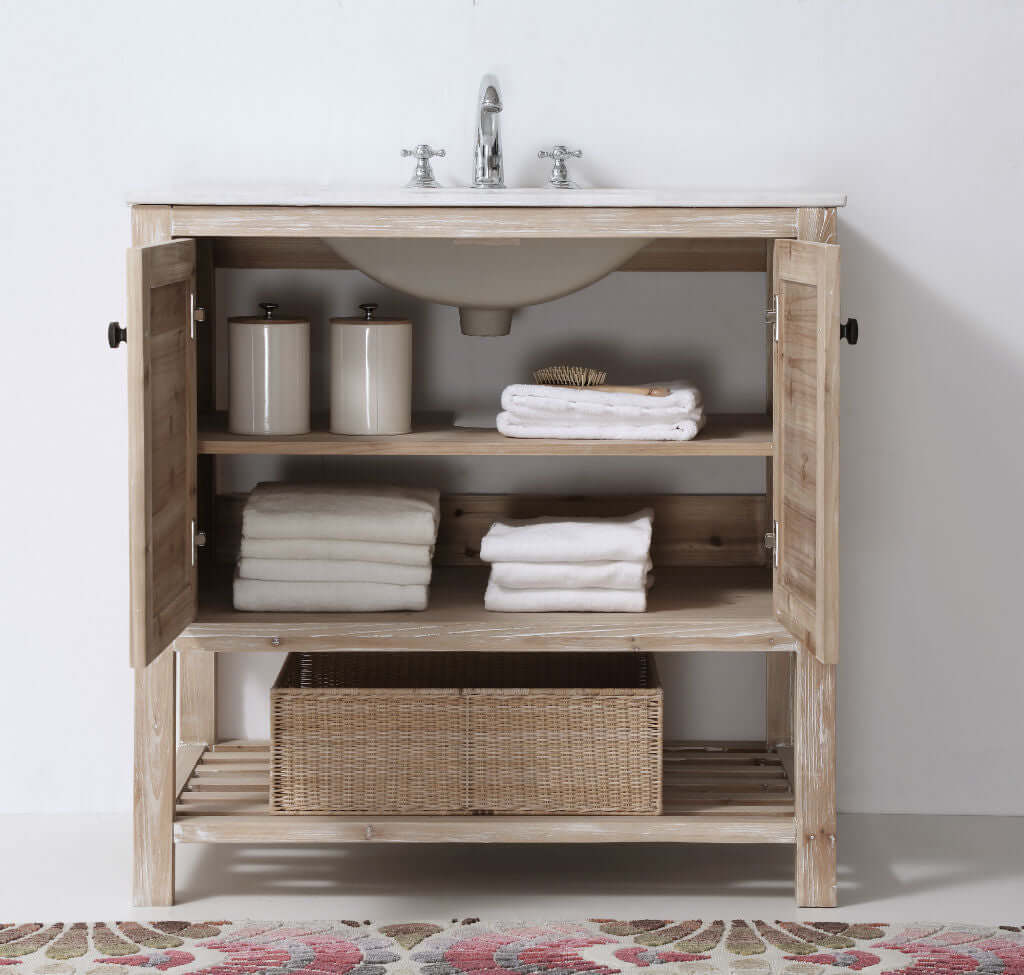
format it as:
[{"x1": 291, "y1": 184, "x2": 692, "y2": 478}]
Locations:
[
  {"x1": 330, "y1": 303, "x2": 412, "y2": 435},
  {"x1": 228, "y1": 302, "x2": 310, "y2": 435}
]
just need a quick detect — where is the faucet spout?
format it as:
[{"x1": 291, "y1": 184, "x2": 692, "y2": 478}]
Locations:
[{"x1": 472, "y1": 76, "x2": 504, "y2": 188}]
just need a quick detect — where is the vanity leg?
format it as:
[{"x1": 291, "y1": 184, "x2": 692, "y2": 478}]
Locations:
[
  {"x1": 133, "y1": 649, "x2": 176, "y2": 906},
  {"x1": 794, "y1": 647, "x2": 837, "y2": 907},
  {"x1": 179, "y1": 651, "x2": 216, "y2": 745}
]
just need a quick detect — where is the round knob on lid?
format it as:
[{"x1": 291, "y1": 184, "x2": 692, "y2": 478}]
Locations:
[
  {"x1": 359, "y1": 303, "x2": 378, "y2": 321},
  {"x1": 258, "y1": 302, "x2": 279, "y2": 319}
]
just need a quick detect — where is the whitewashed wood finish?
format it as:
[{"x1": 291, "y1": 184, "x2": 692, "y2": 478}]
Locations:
[
  {"x1": 131, "y1": 205, "x2": 172, "y2": 246},
  {"x1": 197, "y1": 413, "x2": 772, "y2": 457},
  {"x1": 177, "y1": 567, "x2": 794, "y2": 654},
  {"x1": 174, "y1": 740, "x2": 795, "y2": 844},
  {"x1": 178, "y1": 651, "x2": 215, "y2": 744},
  {"x1": 169, "y1": 206, "x2": 799, "y2": 239},
  {"x1": 174, "y1": 743, "x2": 205, "y2": 800},
  {"x1": 209, "y1": 236, "x2": 770, "y2": 273},
  {"x1": 797, "y1": 207, "x2": 838, "y2": 244},
  {"x1": 133, "y1": 650, "x2": 175, "y2": 906},
  {"x1": 765, "y1": 655, "x2": 793, "y2": 745},
  {"x1": 129, "y1": 187, "x2": 847, "y2": 208},
  {"x1": 794, "y1": 649, "x2": 837, "y2": 907},
  {"x1": 772, "y1": 240, "x2": 840, "y2": 665},
  {"x1": 128, "y1": 238, "x2": 198, "y2": 668}
]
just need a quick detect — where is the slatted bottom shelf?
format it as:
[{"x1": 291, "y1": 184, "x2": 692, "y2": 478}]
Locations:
[{"x1": 174, "y1": 739, "x2": 795, "y2": 845}]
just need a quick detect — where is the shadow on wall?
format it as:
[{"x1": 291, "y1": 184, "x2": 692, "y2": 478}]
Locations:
[{"x1": 836, "y1": 221, "x2": 1024, "y2": 813}]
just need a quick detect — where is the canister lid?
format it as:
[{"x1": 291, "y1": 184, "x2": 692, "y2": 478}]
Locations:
[
  {"x1": 229, "y1": 301, "x2": 308, "y2": 324},
  {"x1": 330, "y1": 302, "x2": 409, "y2": 325}
]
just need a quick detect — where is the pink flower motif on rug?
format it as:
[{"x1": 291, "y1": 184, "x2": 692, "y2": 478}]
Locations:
[{"x1": 612, "y1": 946, "x2": 710, "y2": 966}]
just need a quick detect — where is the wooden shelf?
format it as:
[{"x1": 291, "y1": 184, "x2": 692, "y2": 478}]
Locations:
[
  {"x1": 177, "y1": 566, "x2": 795, "y2": 654},
  {"x1": 174, "y1": 739, "x2": 796, "y2": 845},
  {"x1": 197, "y1": 413, "x2": 773, "y2": 457}
]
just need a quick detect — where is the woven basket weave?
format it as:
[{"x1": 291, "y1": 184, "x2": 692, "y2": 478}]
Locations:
[{"x1": 270, "y1": 652, "x2": 662, "y2": 815}]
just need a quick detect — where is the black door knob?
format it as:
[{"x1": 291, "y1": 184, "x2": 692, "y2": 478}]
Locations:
[
  {"x1": 840, "y1": 318, "x2": 859, "y2": 345},
  {"x1": 108, "y1": 322, "x2": 127, "y2": 348}
]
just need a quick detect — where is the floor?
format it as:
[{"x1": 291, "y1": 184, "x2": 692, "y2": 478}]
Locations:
[{"x1": 2, "y1": 813, "x2": 1023, "y2": 921}]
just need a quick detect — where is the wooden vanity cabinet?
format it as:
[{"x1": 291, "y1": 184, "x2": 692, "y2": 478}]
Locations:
[{"x1": 122, "y1": 197, "x2": 845, "y2": 908}]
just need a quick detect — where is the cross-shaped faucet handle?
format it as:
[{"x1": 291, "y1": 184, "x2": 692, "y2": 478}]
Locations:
[
  {"x1": 401, "y1": 144, "x2": 446, "y2": 188},
  {"x1": 537, "y1": 145, "x2": 583, "y2": 189}
]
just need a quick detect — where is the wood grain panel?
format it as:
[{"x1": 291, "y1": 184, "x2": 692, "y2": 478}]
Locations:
[
  {"x1": 128, "y1": 238, "x2": 198, "y2": 668},
  {"x1": 772, "y1": 241, "x2": 840, "y2": 664},
  {"x1": 170, "y1": 206, "x2": 798, "y2": 239}
]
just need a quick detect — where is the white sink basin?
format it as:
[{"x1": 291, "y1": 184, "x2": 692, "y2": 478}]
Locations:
[{"x1": 326, "y1": 237, "x2": 651, "y2": 335}]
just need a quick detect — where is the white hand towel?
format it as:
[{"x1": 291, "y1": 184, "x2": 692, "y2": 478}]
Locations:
[
  {"x1": 484, "y1": 579, "x2": 648, "y2": 613},
  {"x1": 509, "y1": 401, "x2": 705, "y2": 428},
  {"x1": 233, "y1": 575, "x2": 428, "y2": 612},
  {"x1": 480, "y1": 509, "x2": 653, "y2": 564},
  {"x1": 238, "y1": 558, "x2": 431, "y2": 586},
  {"x1": 489, "y1": 557, "x2": 652, "y2": 590},
  {"x1": 497, "y1": 412, "x2": 704, "y2": 441},
  {"x1": 242, "y1": 482, "x2": 440, "y2": 544},
  {"x1": 501, "y1": 379, "x2": 702, "y2": 419},
  {"x1": 240, "y1": 537, "x2": 434, "y2": 566}
]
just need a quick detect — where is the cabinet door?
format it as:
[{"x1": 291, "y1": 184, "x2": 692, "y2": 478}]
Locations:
[
  {"x1": 772, "y1": 240, "x2": 840, "y2": 664},
  {"x1": 128, "y1": 238, "x2": 198, "y2": 668}
]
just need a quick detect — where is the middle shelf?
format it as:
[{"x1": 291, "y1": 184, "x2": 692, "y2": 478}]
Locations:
[
  {"x1": 198, "y1": 412, "x2": 773, "y2": 456},
  {"x1": 178, "y1": 566, "x2": 795, "y2": 654}
]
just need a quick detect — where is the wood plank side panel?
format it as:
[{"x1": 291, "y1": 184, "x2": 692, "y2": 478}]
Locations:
[
  {"x1": 171, "y1": 206, "x2": 798, "y2": 239},
  {"x1": 133, "y1": 650, "x2": 176, "y2": 906},
  {"x1": 794, "y1": 649, "x2": 837, "y2": 907},
  {"x1": 178, "y1": 651, "x2": 216, "y2": 744}
]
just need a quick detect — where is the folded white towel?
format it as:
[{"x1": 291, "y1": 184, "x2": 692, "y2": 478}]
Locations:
[
  {"x1": 509, "y1": 402, "x2": 705, "y2": 428},
  {"x1": 240, "y1": 537, "x2": 434, "y2": 566},
  {"x1": 501, "y1": 379, "x2": 702, "y2": 420},
  {"x1": 242, "y1": 482, "x2": 440, "y2": 545},
  {"x1": 489, "y1": 558, "x2": 652, "y2": 591},
  {"x1": 238, "y1": 558, "x2": 432, "y2": 586},
  {"x1": 484, "y1": 579, "x2": 648, "y2": 613},
  {"x1": 497, "y1": 412, "x2": 705, "y2": 441},
  {"x1": 480, "y1": 509, "x2": 653, "y2": 564},
  {"x1": 233, "y1": 575, "x2": 428, "y2": 612}
]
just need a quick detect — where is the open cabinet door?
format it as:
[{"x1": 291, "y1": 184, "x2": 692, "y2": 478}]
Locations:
[
  {"x1": 128, "y1": 239, "x2": 198, "y2": 668},
  {"x1": 773, "y1": 240, "x2": 840, "y2": 664}
]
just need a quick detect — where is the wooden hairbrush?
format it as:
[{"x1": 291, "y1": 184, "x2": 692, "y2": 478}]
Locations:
[{"x1": 532, "y1": 365, "x2": 670, "y2": 397}]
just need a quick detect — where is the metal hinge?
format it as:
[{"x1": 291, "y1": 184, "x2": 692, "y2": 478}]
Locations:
[
  {"x1": 189, "y1": 293, "x2": 205, "y2": 339},
  {"x1": 191, "y1": 520, "x2": 207, "y2": 565},
  {"x1": 763, "y1": 520, "x2": 779, "y2": 569},
  {"x1": 765, "y1": 295, "x2": 779, "y2": 341}
]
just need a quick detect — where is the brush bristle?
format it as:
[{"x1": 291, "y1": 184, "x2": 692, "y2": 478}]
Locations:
[{"x1": 532, "y1": 364, "x2": 608, "y2": 387}]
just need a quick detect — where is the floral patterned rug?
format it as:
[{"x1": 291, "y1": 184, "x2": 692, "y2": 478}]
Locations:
[{"x1": 1, "y1": 920, "x2": 1023, "y2": 975}]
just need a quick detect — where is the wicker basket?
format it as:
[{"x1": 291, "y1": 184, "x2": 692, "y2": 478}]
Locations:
[{"x1": 270, "y1": 652, "x2": 662, "y2": 815}]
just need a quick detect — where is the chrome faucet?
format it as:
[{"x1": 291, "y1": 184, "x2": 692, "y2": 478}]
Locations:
[{"x1": 472, "y1": 76, "x2": 504, "y2": 188}]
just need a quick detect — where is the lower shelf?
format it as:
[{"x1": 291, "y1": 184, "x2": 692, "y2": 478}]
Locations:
[{"x1": 174, "y1": 739, "x2": 796, "y2": 845}]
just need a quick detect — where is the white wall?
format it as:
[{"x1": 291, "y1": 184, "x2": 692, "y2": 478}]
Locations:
[{"x1": 1, "y1": 0, "x2": 1022, "y2": 815}]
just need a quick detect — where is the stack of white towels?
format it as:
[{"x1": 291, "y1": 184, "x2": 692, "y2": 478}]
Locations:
[
  {"x1": 233, "y1": 482, "x2": 440, "y2": 612},
  {"x1": 496, "y1": 379, "x2": 704, "y2": 441},
  {"x1": 480, "y1": 509, "x2": 654, "y2": 613}
]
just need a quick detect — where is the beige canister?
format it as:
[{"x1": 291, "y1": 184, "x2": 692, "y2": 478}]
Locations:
[
  {"x1": 229, "y1": 302, "x2": 310, "y2": 435},
  {"x1": 330, "y1": 303, "x2": 412, "y2": 435}
]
